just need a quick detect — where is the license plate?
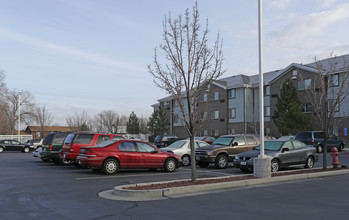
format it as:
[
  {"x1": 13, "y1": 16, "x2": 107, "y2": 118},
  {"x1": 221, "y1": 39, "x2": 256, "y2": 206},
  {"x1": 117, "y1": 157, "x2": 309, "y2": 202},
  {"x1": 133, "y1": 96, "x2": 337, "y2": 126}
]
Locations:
[{"x1": 240, "y1": 161, "x2": 247, "y2": 166}]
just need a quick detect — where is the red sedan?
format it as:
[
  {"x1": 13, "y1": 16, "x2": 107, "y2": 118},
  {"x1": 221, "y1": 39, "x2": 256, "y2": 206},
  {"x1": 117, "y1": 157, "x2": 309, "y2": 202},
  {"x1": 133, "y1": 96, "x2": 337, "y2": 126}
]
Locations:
[{"x1": 76, "y1": 139, "x2": 181, "y2": 175}]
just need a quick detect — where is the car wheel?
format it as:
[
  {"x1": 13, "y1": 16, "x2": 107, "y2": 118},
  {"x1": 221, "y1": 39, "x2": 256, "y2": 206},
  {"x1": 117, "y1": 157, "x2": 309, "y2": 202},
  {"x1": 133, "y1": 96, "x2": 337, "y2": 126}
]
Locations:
[
  {"x1": 271, "y1": 159, "x2": 280, "y2": 172},
  {"x1": 215, "y1": 154, "x2": 228, "y2": 169},
  {"x1": 164, "y1": 158, "x2": 177, "y2": 172},
  {"x1": 103, "y1": 158, "x2": 119, "y2": 175},
  {"x1": 23, "y1": 147, "x2": 30, "y2": 153},
  {"x1": 198, "y1": 162, "x2": 209, "y2": 168},
  {"x1": 60, "y1": 158, "x2": 72, "y2": 165},
  {"x1": 182, "y1": 155, "x2": 191, "y2": 166},
  {"x1": 317, "y1": 145, "x2": 323, "y2": 153},
  {"x1": 338, "y1": 144, "x2": 344, "y2": 152},
  {"x1": 304, "y1": 156, "x2": 314, "y2": 168},
  {"x1": 0, "y1": 147, "x2": 4, "y2": 153}
]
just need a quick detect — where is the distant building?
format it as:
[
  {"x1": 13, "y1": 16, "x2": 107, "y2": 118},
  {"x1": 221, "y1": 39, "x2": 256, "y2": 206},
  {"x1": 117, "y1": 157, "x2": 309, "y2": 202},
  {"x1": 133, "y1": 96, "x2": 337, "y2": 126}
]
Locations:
[
  {"x1": 152, "y1": 54, "x2": 349, "y2": 143},
  {"x1": 24, "y1": 126, "x2": 77, "y2": 139}
]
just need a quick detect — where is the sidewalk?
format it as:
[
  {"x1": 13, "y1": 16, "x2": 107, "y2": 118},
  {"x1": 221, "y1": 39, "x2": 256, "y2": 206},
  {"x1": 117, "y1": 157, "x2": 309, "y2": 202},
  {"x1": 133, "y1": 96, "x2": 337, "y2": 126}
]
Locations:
[{"x1": 99, "y1": 168, "x2": 349, "y2": 201}]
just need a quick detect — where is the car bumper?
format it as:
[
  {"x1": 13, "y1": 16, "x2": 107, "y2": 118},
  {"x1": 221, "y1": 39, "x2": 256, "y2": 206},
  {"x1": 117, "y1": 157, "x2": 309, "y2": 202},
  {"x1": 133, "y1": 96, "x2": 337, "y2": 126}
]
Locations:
[
  {"x1": 60, "y1": 152, "x2": 78, "y2": 161},
  {"x1": 76, "y1": 156, "x2": 103, "y2": 169},
  {"x1": 195, "y1": 155, "x2": 216, "y2": 163},
  {"x1": 233, "y1": 159, "x2": 254, "y2": 170}
]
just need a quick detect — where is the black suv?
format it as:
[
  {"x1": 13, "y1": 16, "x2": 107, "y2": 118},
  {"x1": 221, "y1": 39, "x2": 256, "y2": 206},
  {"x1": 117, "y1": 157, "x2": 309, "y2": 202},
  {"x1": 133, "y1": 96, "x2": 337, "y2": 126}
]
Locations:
[
  {"x1": 295, "y1": 131, "x2": 345, "y2": 153},
  {"x1": 40, "y1": 132, "x2": 71, "y2": 164},
  {"x1": 154, "y1": 135, "x2": 179, "y2": 148}
]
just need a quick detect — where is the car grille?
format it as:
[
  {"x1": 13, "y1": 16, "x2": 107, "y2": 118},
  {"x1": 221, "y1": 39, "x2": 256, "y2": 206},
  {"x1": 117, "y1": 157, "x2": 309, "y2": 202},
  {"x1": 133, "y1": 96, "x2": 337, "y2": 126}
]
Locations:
[
  {"x1": 195, "y1": 150, "x2": 207, "y2": 156},
  {"x1": 237, "y1": 156, "x2": 251, "y2": 161}
]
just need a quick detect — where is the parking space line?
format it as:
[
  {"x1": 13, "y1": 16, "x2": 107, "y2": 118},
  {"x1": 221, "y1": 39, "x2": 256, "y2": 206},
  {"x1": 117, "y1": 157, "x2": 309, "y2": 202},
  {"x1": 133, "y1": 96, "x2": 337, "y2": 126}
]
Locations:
[{"x1": 76, "y1": 171, "x2": 192, "y2": 180}]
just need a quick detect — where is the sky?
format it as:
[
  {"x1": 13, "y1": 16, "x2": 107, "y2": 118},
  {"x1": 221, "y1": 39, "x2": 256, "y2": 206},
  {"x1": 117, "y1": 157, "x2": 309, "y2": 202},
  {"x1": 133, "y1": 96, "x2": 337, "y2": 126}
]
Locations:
[{"x1": 1, "y1": 0, "x2": 349, "y2": 126}]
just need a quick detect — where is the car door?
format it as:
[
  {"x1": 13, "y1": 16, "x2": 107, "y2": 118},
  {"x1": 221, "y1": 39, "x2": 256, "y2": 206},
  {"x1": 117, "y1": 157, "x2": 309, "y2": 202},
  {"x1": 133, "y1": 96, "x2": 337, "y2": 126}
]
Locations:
[
  {"x1": 136, "y1": 142, "x2": 163, "y2": 168},
  {"x1": 117, "y1": 141, "x2": 140, "y2": 168},
  {"x1": 11, "y1": 140, "x2": 23, "y2": 151},
  {"x1": 229, "y1": 136, "x2": 247, "y2": 155},
  {"x1": 278, "y1": 141, "x2": 295, "y2": 166},
  {"x1": 289, "y1": 141, "x2": 308, "y2": 165}
]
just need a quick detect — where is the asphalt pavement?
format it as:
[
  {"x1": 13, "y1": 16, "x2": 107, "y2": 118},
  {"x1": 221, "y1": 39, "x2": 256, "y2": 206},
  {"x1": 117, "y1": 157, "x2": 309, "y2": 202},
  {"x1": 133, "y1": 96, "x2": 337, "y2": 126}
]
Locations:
[{"x1": 0, "y1": 150, "x2": 349, "y2": 220}]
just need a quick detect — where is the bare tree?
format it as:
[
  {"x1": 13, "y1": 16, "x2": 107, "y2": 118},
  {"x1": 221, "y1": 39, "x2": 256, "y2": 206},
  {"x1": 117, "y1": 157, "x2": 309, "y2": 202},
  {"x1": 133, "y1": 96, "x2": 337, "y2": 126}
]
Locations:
[
  {"x1": 0, "y1": 89, "x2": 35, "y2": 134},
  {"x1": 65, "y1": 110, "x2": 90, "y2": 132},
  {"x1": 148, "y1": 2, "x2": 224, "y2": 181},
  {"x1": 31, "y1": 105, "x2": 54, "y2": 137},
  {"x1": 298, "y1": 54, "x2": 349, "y2": 169},
  {"x1": 100, "y1": 110, "x2": 120, "y2": 133}
]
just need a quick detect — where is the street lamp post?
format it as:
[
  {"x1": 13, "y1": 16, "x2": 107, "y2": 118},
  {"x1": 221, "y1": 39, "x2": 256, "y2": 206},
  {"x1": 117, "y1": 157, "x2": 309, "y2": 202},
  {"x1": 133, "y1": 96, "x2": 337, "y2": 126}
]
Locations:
[
  {"x1": 18, "y1": 90, "x2": 22, "y2": 141},
  {"x1": 254, "y1": 0, "x2": 271, "y2": 178}
]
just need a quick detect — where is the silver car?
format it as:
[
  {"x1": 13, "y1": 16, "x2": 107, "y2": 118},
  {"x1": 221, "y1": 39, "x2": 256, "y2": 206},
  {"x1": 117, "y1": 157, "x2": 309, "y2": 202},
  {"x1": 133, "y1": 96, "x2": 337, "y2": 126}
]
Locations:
[{"x1": 162, "y1": 140, "x2": 209, "y2": 166}]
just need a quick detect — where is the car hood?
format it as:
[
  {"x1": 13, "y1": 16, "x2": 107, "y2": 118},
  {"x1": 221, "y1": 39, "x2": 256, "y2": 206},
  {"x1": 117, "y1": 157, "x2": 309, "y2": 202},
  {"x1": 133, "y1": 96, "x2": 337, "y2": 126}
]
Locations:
[
  {"x1": 237, "y1": 150, "x2": 277, "y2": 158},
  {"x1": 161, "y1": 147, "x2": 178, "y2": 152},
  {"x1": 196, "y1": 145, "x2": 228, "y2": 151}
]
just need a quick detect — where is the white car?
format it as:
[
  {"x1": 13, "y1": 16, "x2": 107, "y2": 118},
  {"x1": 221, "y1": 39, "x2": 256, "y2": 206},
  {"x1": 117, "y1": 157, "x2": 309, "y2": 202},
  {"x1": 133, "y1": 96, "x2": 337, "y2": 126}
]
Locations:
[
  {"x1": 32, "y1": 147, "x2": 43, "y2": 158},
  {"x1": 162, "y1": 140, "x2": 209, "y2": 166}
]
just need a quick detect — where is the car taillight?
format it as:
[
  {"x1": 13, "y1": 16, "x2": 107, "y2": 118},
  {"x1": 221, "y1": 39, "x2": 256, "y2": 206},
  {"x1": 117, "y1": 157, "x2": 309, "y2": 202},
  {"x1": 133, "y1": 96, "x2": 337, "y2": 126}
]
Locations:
[
  {"x1": 311, "y1": 138, "x2": 314, "y2": 145},
  {"x1": 49, "y1": 145, "x2": 53, "y2": 150}
]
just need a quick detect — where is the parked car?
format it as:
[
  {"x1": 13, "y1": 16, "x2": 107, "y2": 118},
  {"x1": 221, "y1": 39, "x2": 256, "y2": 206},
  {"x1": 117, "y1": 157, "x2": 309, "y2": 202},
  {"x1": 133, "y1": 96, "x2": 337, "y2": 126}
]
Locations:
[
  {"x1": 0, "y1": 139, "x2": 31, "y2": 153},
  {"x1": 154, "y1": 135, "x2": 179, "y2": 148},
  {"x1": 25, "y1": 138, "x2": 43, "y2": 150},
  {"x1": 60, "y1": 132, "x2": 125, "y2": 165},
  {"x1": 277, "y1": 136, "x2": 294, "y2": 141},
  {"x1": 40, "y1": 132, "x2": 71, "y2": 164},
  {"x1": 32, "y1": 147, "x2": 43, "y2": 158},
  {"x1": 162, "y1": 140, "x2": 209, "y2": 166},
  {"x1": 186, "y1": 136, "x2": 216, "y2": 145},
  {"x1": 76, "y1": 139, "x2": 181, "y2": 175},
  {"x1": 233, "y1": 140, "x2": 318, "y2": 172},
  {"x1": 295, "y1": 131, "x2": 345, "y2": 153},
  {"x1": 195, "y1": 134, "x2": 260, "y2": 169}
]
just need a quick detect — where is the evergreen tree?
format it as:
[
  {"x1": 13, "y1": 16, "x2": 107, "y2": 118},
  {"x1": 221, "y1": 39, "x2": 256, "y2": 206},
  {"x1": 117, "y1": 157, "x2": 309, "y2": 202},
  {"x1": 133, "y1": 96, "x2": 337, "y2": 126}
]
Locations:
[
  {"x1": 126, "y1": 112, "x2": 140, "y2": 134},
  {"x1": 274, "y1": 78, "x2": 312, "y2": 135},
  {"x1": 148, "y1": 107, "x2": 169, "y2": 135}
]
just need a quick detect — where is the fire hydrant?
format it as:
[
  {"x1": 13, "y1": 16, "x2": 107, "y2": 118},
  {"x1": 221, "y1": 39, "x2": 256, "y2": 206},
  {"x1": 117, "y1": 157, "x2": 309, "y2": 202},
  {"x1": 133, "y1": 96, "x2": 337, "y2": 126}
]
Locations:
[{"x1": 331, "y1": 147, "x2": 340, "y2": 168}]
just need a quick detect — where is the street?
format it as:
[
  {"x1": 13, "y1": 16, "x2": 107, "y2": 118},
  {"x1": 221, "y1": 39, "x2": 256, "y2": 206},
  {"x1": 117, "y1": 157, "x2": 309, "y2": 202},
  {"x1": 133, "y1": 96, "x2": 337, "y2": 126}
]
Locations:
[{"x1": 0, "y1": 150, "x2": 348, "y2": 220}]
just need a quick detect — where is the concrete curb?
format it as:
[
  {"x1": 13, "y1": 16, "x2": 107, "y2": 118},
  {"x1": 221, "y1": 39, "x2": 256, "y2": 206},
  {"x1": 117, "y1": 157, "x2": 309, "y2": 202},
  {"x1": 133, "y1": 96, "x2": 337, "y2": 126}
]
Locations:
[{"x1": 98, "y1": 169, "x2": 349, "y2": 201}]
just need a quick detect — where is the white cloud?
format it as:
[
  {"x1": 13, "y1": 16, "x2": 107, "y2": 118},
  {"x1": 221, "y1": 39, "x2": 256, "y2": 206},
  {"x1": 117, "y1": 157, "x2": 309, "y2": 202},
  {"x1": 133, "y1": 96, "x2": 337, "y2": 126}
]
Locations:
[
  {"x1": 320, "y1": 0, "x2": 337, "y2": 8},
  {"x1": 266, "y1": 3, "x2": 349, "y2": 51},
  {"x1": 0, "y1": 28, "x2": 145, "y2": 74}
]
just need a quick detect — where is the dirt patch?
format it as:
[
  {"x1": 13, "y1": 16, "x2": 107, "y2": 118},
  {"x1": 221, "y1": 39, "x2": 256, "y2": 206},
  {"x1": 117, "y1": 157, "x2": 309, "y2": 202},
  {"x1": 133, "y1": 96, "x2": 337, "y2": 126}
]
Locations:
[{"x1": 124, "y1": 166, "x2": 348, "y2": 190}]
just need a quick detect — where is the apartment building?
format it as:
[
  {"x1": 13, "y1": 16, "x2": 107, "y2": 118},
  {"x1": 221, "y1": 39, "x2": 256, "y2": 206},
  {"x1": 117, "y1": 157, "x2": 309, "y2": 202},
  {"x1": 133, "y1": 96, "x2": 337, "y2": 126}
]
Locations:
[{"x1": 152, "y1": 54, "x2": 349, "y2": 142}]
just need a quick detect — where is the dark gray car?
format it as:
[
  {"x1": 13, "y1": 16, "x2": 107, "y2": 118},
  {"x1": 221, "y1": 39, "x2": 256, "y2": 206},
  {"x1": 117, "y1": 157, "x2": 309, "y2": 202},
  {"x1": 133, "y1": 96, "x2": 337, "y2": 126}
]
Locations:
[{"x1": 233, "y1": 140, "x2": 318, "y2": 172}]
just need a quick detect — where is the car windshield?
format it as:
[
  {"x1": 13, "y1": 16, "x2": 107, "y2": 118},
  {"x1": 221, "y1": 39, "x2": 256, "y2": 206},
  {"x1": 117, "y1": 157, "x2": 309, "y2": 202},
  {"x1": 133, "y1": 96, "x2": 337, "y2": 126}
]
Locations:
[
  {"x1": 254, "y1": 141, "x2": 283, "y2": 151},
  {"x1": 212, "y1": 137, "x2": 233, "y2": 146},
  {"x1": 168, "y1": 140, "x2": 186, "y2": 148}
]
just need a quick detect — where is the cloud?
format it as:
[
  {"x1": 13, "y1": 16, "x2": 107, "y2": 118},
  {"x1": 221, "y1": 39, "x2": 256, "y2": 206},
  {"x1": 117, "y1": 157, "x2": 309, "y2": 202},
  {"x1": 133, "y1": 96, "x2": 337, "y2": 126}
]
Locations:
[
  {"x1": 0, "y1": 28, "x2": 145, "y2": 74},
  {"x1": 266, "y1": 3, "x2": 349, "y2": 51},
  {"x1": 320, "y1": 0, "x2": 337, "y2": 8}
]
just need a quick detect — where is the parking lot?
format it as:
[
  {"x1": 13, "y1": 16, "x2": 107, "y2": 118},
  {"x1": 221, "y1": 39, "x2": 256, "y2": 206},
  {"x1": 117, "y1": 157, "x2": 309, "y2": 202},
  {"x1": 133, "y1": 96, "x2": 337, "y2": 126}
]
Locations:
[{"x1": 1, "y1": 150, "x2": 349, "y2": 219}]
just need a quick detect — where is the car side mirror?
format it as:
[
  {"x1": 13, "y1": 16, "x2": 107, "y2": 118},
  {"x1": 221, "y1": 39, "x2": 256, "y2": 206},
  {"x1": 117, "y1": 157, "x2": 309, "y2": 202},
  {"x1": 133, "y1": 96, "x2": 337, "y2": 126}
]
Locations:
[
  {"x1": 282, "y1": 148, "x2": 289, "y2": 153},
  {"x1": 151, "y1": 149, "x2": 158, "y2": 154},
  {"x1": 233, "y1": 142, "x2": 238, "y2": 146}
]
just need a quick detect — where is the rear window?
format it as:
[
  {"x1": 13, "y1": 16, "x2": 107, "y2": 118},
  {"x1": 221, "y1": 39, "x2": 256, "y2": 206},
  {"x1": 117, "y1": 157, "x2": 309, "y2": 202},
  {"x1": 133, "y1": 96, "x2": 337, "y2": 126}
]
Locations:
[
  {"x1": 314, "y1": 132, "x2": 324, "y2": 139},
  {"x1": 73, "y1": 134, "x2": 94, "y2": 144},
  {"x1": 52, "y1": 133, "x2": 69, "y2": 145},
  {"x1": 295, "y1": 132, "x2": 311, "y2": 139},
  {"x1": 43, "y1": 133, "x2": 55, "y2": 145},
  {"x1": 64, "y1": 133, "x2": 76, "y2": 145}
]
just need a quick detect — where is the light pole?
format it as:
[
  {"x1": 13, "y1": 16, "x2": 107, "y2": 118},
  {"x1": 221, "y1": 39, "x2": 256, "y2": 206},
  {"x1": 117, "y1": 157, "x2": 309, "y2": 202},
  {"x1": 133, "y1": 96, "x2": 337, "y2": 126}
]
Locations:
[
  {"x1": 254, "y1": 0, "x2": 271, "y2": 178},
  {"x1": 18, "y1": 90, "x2": 22, "y2": 141}
]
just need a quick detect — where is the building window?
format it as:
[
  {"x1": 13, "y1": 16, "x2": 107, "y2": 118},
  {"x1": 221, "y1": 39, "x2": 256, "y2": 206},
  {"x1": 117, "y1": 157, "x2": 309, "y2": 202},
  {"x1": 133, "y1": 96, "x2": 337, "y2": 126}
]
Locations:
[
  {"x1": 292, "y1": 70, "x2": 297, "y2": 78},
  {"x1": 301, "y1": 103, "x2": 312, "y2": 113},
  {"x1": 264, "y1": 106, "x2": 270, "y2": 116},
  {"x1": 228, "y1": 89, "x2": 236, "y2": 99},
  {"x1": 328, "y1": 99, "x2": 340, "y2": 112},
  {"x1": 264, "y1": 85, "x2": 270, "y2": 96},
  {"x1": 173, "y1": 115, "x2": 179, "y2": 123},
  {"x1": 211, "y1": 110, "x2": 219, "y2": 119},
  {"x1": 212, "y1": 92, "x2": 219, "y2": 101},
  {"x1": 330, "y1": 74, "x2": 339, "y2": 87},
  {"x1": 174, "y1": 100, "x2": 178, "y2": 107},
  {"x1": 229, "y1": 108, "x2": 236, "y2": 119},
  {"x1": 298, "y1": 79, "x2": 311, "y2": 90},
  {"x1": 211, "y1": 129, "x2": 219, "y2": 136},
  {"x1": 200, "y1": 130, "x2": 208, "y2": 136},
  {"x1": 200, "y1": 94, "x2": 207, "y2": 102}
]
